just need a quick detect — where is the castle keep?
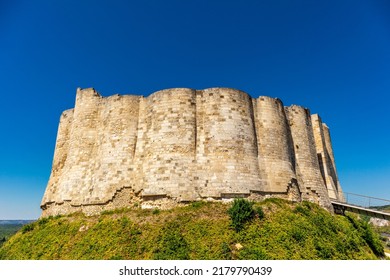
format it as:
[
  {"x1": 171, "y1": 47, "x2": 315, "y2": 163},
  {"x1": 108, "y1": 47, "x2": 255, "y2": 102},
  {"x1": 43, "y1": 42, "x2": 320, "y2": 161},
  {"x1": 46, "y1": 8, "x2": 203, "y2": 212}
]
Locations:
[{"x1": 41, "y1": 88, "x2": 344, "y2": 217}]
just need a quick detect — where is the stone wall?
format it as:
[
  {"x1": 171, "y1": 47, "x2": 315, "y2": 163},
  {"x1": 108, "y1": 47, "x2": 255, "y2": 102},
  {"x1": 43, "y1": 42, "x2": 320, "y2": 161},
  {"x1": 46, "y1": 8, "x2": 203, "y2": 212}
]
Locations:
[
  {"x1": 285, "y1": 106, "x2": 332, "y2": 210},
  {"x1": 195, "y1": 88, "x2": 261, "y2": 198},
  {"x1": 41, "y1": 87, "x2": 344, "y2": 216},
  {"x1": 253, "y1": 96, "x2": 296, "y2": 193},
  {"x1": 134, "y1": 89, "x2": 197, "y2": 200},
  {"x1": 322, "y1": 123, "x2": 344, "y2": 201},
  {"x1": 311, "y1": 114, "x2": 340, "y2": 200}
]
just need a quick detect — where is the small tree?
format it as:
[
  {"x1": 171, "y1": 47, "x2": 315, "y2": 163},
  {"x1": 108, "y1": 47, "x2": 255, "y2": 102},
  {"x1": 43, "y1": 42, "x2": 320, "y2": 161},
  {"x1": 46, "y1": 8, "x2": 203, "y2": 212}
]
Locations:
[{"x1": 228, "y1": 198, "x2": 255, "y2": 232}]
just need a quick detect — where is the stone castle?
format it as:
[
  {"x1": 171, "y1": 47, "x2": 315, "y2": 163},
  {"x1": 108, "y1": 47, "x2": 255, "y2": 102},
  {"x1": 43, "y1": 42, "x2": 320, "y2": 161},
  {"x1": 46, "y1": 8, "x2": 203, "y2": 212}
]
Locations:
[{"x1": 41, "y1": 87, "x2": 344, "y2": 217}]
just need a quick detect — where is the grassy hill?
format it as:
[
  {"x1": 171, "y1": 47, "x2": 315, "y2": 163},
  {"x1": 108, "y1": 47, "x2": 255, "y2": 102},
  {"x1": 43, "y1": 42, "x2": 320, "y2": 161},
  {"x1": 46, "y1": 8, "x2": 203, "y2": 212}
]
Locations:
[{"x1": 0, "y1": 198, "x2": 386, "y2": 260}]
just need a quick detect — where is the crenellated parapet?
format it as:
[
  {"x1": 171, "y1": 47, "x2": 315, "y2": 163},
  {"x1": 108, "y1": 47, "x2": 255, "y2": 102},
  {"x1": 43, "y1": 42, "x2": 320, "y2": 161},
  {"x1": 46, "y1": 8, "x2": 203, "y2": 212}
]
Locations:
[{"x1": 41, "y1": 87, "x2": 344, "y2": 216}]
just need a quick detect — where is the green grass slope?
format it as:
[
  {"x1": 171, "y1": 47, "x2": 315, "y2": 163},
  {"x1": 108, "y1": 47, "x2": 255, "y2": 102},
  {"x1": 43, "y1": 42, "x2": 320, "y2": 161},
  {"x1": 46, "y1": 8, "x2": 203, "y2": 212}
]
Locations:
[{"x1": 0, "y1": 199, "x2": 385, "y2": 260}]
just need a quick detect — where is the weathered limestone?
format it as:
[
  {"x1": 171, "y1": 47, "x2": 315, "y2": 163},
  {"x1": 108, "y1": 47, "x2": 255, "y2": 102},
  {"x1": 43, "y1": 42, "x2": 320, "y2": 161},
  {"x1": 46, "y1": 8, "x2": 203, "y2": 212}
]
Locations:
[
  {"x1": 195, "y1": 88, "x2": 261, "y2": 198},
  {"x1": 134, "y1": 89, "x2": 197, "y2": 200},
  {"x1": 311, "y1": 114, "x2": 339, "y2": 200},
  {"x1": 253, "y1": 96, "x2": 296, "y2": 193},
  {"x1": 285, "y1": 106, "x2": 332, "y2": 210},
  {"x1": 322, "y1": 123, "x2": 344, "y2": 201},
  {"x1": 41, "y1": 87, "x2": 344, "y2": 216}
]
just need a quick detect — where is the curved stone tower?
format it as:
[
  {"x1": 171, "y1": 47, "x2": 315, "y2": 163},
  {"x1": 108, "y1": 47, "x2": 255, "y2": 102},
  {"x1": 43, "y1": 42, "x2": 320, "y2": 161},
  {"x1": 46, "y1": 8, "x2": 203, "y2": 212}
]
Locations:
[
  {"x1": 41, "y1": 87, "x2": 344, "y2": 216},
  {"x1": 285, "y1": 106, "x2": 332, "y2": 210},
  {"x1": 253, "y1": 96, "x2": 296, "y2": 194},
  {"x1": 195, "y1": 88, "x2": 261, "y2": 198},
  {"x1": 133, "y1": 88, "x2": 197, "y2": 200}
]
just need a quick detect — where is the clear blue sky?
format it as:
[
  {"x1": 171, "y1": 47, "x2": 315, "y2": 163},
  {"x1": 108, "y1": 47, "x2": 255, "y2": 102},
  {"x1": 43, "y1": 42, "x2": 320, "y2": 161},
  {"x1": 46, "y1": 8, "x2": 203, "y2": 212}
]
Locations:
[{"x1": 0, "y1": 0, "x2": 389, "y2": 219}]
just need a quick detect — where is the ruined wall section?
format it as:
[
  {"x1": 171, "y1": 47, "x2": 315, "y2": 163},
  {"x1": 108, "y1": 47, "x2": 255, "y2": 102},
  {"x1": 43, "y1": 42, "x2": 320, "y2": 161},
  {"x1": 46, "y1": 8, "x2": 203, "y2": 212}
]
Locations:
[
  {"x1": 195, "y1": 88, "x2": 261, "y2": 198},
  {"x1": 285, "y1": 106, "x2": 331, "y2": 210},
  {"x1": 253, "y1": 96, "x2": 296, "y2": 193},
  {"x1": 41, "y1": 89, "x2": 142, "y2": 215}
]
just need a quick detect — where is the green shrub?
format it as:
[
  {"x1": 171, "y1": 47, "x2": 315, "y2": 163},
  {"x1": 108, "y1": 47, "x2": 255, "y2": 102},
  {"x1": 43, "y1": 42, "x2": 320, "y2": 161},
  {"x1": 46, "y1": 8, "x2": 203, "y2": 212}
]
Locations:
[
  {"x1": 38, "y1": 217, "x2": 50, "y2": 227},
  {"x1": 21, "y1": 223, "x2": 35, "y2": 234},
  {"x1": 255, "y1": 206, "x2": 265, "y2": 220},
  {"x1": 228, "y1": 199, "x2": 255, "y2": 232}
]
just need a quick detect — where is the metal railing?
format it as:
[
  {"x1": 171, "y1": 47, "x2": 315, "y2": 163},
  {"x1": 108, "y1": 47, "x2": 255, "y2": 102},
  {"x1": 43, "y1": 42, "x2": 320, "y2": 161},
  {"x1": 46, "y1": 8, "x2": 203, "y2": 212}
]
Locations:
[{"x1": 341, "y1": 192, "x2": 390, "y2": 209}]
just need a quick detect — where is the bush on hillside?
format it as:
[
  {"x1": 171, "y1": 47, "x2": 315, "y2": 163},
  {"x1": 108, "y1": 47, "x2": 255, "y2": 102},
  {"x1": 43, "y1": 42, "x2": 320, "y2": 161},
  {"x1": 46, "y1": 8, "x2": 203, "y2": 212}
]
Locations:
[
  {"x1": 255, "y1": 206, "x2": 265, "y2": 220},
  {"x1": 21, "y1": 224, "x2": 35, "y2": 234},
  {"x1": 228, "y1": 199, "x2": 255, "y2": 232}
]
